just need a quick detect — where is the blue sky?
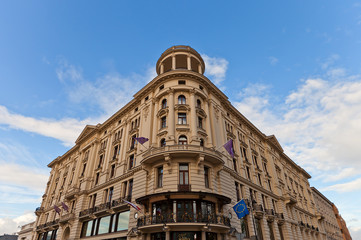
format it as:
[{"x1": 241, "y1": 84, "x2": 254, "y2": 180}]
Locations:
[{"x1": 0, "y1": 0, "x2": 361, "y2": 237}]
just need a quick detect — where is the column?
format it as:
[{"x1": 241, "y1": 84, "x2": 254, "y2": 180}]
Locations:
[
  {"x1": 172, "y1": 54, "x2": 176, "y2": 70},
  {"x1": 189, "y1": 89, "x2": 198, "y2": 144},
  {"x1": 168, "y1": 89, "x2": 175, "y2": 144},
  {"x1": 204, "y1": 99, "x2": 213, "y2": 147},
  {"x1": 152, "y1": 98, "x2": 159, "y2": 146},
  {"x1": 208, "y1": 98, "x2": 217, "y2": 147},
  {"x1": 198, "y1": 63, "x2": 202, "y2": 74},
  {"x1": 160, "y1": 63, "x2": 164, "y2": 74},
  {"x1": 187, "y1": 55, "x2": 191, "y2": 70},
  {"x1": 201, "y1": 230, "x2": 206, "y2": 240}
]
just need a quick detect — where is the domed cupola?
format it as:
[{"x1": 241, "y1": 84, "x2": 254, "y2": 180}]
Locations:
[{"x1": 156, "y1": 45, "x2": 205, "y2": 75}]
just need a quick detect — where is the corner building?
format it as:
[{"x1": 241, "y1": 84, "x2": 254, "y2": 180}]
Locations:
[{"x1": 35, "y1": 46, "x2": 326, "y2": 240}]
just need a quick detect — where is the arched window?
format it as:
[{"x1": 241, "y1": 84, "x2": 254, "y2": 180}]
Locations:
[
  {"x1": 200, "y1": 138, "x2": 204, "y2": 147},
  {"x1": 196, "y1": 99, "x2": 201, "y2": 108},
  {"x1": 178, "y1": 95, "x2": 186, "y2": 104},
  {"x1": 178, "y1": 135, "x2": 187, "y2": 145},
  {"x1": 161, "y1": 99, "x2": 167, "y2": 109},
  {"x1": 160, "y1": 138, "x2": 166, "y2": 147}
]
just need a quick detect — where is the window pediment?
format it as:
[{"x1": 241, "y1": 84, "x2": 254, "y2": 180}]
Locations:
[
  {"x1": 175, "y1": 104, "x2": 190, "y2": 111},
  {"x1": 196, "y1": 108, "x2": 207, "y2": 118},
  {"x1": 157, "y1": 108, "x2": 169, "y2": 117}
]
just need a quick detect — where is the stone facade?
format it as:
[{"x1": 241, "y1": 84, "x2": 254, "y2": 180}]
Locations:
[
  {"x1": 34, "y1": 46, "x2": 340, "y2": 240},
  {"x1": 333, "y1": 205, "x2": 352, "y2": 240}
]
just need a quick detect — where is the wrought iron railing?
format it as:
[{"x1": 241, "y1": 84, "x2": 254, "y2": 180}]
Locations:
[
  {"x1": 137, "y1": 212, "x2": 230, "y2": 227},
  {"x1": 178, "y1": 184, "x2": 191, "y2": 191}
]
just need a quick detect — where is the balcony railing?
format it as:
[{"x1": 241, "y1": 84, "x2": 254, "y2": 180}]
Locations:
[
  {"x1": 178, "y1": 184, "x2": 191, "y2": 192},
  {"x1": 137, "y1": 212, "x2": 230, "y2": 227},
  {"x1": 143, "y1": 145, "x2": 222, "y2": 159},
  {"x1": 36, "y1": 219, "x2": 59, "y2": 231}
]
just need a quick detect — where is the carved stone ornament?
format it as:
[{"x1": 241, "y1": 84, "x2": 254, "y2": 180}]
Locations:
[{"x1": 143, "y1": 105, "x2": 149, "y2": 121}]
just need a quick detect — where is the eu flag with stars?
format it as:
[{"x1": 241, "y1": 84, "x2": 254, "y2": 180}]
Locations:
[{"x1": 232, "y1": 199, "x2": 249, "y2": 219}]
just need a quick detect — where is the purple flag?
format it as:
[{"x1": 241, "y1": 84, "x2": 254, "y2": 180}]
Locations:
[
  {"x1": 54, "y1": 205, "x2": 61, "y2": 215},
  {"x1": 134, "y1": 137, "x2": 149, "y2": 145},
  {"x1": 61, "y1": 202, "x2": 69, "y2": 212},
  {"x1": 223, "y1": 139, "x2": 234, "y2": 158}
]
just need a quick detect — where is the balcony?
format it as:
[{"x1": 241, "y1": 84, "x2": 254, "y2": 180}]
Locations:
[
  {"x1": 252, "y1": 204, "x2": 264, "y2": 219},
  {"x1": 35, "y1": 207, "x2": 44, "y2": 216},
  {"x1": 59, "y1": 213, "x2": 75, "y2": 223},
  {"x1": 178, "y1": 184, "x2": 191, "y2": 192},
  {"x1": 64, "y1": 187, "x2": 80, "y2": 200},
  {"x1": 36, "y1": 219, "x2": 59, "y2": 232},
  {"x1": 142, "y1": 145, "x2": 223, "y2": 165},
  {"x1": 275, "y1": 213, "x2": 285, "y2": 225},
  {"x1": 265, "y1": 209, "x2": 275, "y2": 222},
  {"x1": 80, "y1": 197, "x2": 131, "y2": 220},
  {"x1": 137, "y1": 212, "x2": 230, "y2": 228},
  {"x1": 283, "y1": 192, "x2": 297, "y2": 205}
]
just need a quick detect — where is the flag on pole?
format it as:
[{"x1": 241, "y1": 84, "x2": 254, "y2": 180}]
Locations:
[
  {"x1": 232, "y1": 199, "x2": 249, "y2": 219},
  {"x1": 123, "y1": 199, "x2": 141, "y2": 211},
  {"x1": 54, "y1": 205, "x2": 61, "y2": 215},
  {"x1": 134, "y1": 137, "x2": 149, "y2": 145},
  {"x1": 223, "y1": 139, "x2": 234, "y2": 158},
  {"x1": 61, "y1": 202, "x2": 69, "y2": 212}
]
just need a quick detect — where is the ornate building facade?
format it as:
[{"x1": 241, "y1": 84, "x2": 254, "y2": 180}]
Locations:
[{"x1": 33, "y1": 46, "x2": 344, "y2": 240}]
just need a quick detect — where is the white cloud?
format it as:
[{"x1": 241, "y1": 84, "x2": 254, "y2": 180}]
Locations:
[
  {"x1": 269, "y1": 56, "x2": 279, "y2": 65},
  {"x1": 0, "y1": 105, "x2": 89, "y2": 146},
  {"x1": 202, "y1": 54, "x2": 229, "y2": 85},
  {"x1": 0, "y1": 212, "x2": 35, "y2": 235},
  {"x1": 321, "y1": 54, "x2": 339, "y2": 70},
  {"x1": 232, "y1": 76, "x2": 361, "y2": 181},
  {"x1": 322, "y1": 177, "x2": 361, "y2": 192}
]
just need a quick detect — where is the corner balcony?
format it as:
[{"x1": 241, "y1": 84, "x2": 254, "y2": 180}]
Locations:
[
  {"x1": 35, "y1": 207, "x2": 44, "y2": 216},
  {"x1": 141, "y1": 145, "x2": 224, "y2": 165},
  {"x1": 137, "y1": 212, "x2": 230, "y2": 232}
]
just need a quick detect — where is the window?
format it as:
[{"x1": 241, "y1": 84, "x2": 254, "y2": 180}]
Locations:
[
  {"x1": 122, "y1": 182, "x2": 127, "y2": 198},
  {"x1": 200, "y1": 138, "x2": 204, "y2": 147},
  {"x1": 129, "y1": 155, "x2": 135, "y2": 169},
  {"x1": 246, "y1": 166, "x2": 251, "y2": 180},
  {"x1": 178, "y1": 95, "x2": 186, "y2": 104},
  {"x1": 159, "y1": 85, "x2": 164, "y2": 90},
  {"x1": 199, "y1": 85, "x2": 204, "y2": 90},
  {"x1": 161, "y1": 99, "x2": 167, "y2": 109},
  {"x1": 235, "y1": 182, "x2": 240, "y2": 201},
  {"x1": 145, "y1": 96, "x2": 149, "y2": 101},
  {"x1": 179, "y1": 164, "x2": 189, "y2": 185},
  {"x1": 178, "y1": 113, "x2": 187, "y2": 124},
  {"x1": 157, "y1": 166, "x2": 163, "y2": 188},
  {"x1": 128, "y1": 179, "x2": 133, "y2": 199},
  {"x1": 98, "y1": 155, "x2": 103, "y2": 169},
  {"x1": 233, "y1": 159, "x2": 238, "y2": 173},
  {"x1": 204, "y1": 166, "x2": 209, "y2": 188},
  {"x1": 196, "y1": 99, "x2": 201, "y2": 108},
  {"x1": 178, "y1": 135, "x2": 187, "y2": 145},
  {"x1": 112, "y1": 145, "x2": 118, "y2": 160},
  {"x1": 134, "y1": 107, "x2": 138, "y2": 112},
  {"x1": 198, "y1": 117, "x2": 203, "y2": 128},
  {"x1": 130, "y1": 135, "x2": 136, "y2": 149},
  {"x1": 95, "y1": 173, "x2": 100, "y2": 185},
  {"x1": 110, "y1": 164, "x2": 115, "y2": 178},
  {"x1": 161, "y1": 116, "x2": 167, "y2": 128},
  {"x1": 178, "y1": 80, "x2": 186, "y2": 85},
  {"x1": 160, "y1": 138, "x2": 166, "y2": 147},
  {"x1": 108, "y1": 187, "x2": 114, "y2": 203}
]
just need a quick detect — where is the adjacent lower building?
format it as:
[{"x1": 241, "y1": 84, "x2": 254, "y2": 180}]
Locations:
[
  {"x1": 333, "y1": 205, "x2": 352, "y2": 240},
  {"x1": 18, "y1": 221, "x2": 35, "y2": 240},
  {"x1": 33, "y1": 45, "x2": 347, "y2": 240},
  {"x1": 311, "y1": 187, "x2": 343, "y2": 240}
]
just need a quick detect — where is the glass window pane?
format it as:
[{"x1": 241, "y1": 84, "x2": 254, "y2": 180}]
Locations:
[
  {"x1": 185, "y1": 172, "x2": 189, "y2": 184},
  {"x1": 98, "y1": 216, "x2": 111, "y2": 234},
  {"x1": 117, "y1": 211, "x2": 130, "y2": 231},
  {"x1": 86, "y1": 221, "x2": 93, "y2": 237}
]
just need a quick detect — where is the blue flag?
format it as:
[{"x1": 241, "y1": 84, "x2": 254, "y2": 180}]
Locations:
[{"x1": 232, "y1": 199, "x2": 249, "y2": 219}]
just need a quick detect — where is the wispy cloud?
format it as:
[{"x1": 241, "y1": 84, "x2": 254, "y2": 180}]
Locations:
[
  {"x1": 0, "y1": 105, "x2": 89, "y2": 146},
  {"x1": 322, "y1": 177, "x2": 361, "y2": 192},
  {"x1": 268, "y1": 56, "x2": 279, "y2": 65},
  {"x1": 202, "y1": 54, "x2": 229, "y2": 86}
]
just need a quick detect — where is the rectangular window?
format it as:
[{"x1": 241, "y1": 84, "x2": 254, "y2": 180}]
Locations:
[
  {"x1": 130, "y1": 135, "x2": 136, "y2": 149},
  {"x1": 91, "y1": 194, "x2": 97, "y2": 208},
  {"x1": 110, "y1": 164, "x2": 115, "y2": 178},
  {"x1": 268, "y1": 180, "x2": 272, "y2": 191},
  {"x1": 246, "y1": 166, "x2": 251, "y2": 180},
  {"x1": 116, "y1": 211, "x2": 130, "y2": 231},
  {"x1": 233, "y1": 159, "x2": 238, "y2": 173},
  {"x1": 122, "y1": 182, "x2": 127, "y2": 198},
  {"x1": 95, "y1": 173, "x2": 100, "y2": 185},
  {"x1": 108, "y1": 187, "x2": 114, "y2": 203},
  {"x1": 258, "y1": 174, "x2": 262, "y2": 186},
  {"x1": 128, "y1": 179, "x2": 133, "y2": 200},
  {"x1": 98, "y1": 155, "x2": 103, "y2": 169},
  {"x1": 129, "y1": 155, "x2": 134, "y2": 169},
  {"x1": 81, "y1": 163, "x2": 86, "y2": 177},
  {"x1": 204, "y1": 166, "x2": 209, "y2": 188},
  {"x1": 113, "y1": 145, "x2": 118, "y2": 160},
  {"x1": 161, "y1": 116, "x2": 167, "y2": 128},
  {"x1": 157, "y1": 166, "x2": 163, "y2": 188},
  {"x1": 179, "y1": 164, "x2": 189, "y2": 185},
  {"x1": 98, "y1": 215, "x2": 111, "y2": 234},
  {"x1": 235, "y1": 182, "x2": 240, "y2": 201},
  {"x1": 178, "y1": 113, "x2": 187, "y2": 124},
  {"x1": 198, "y1": 117, "x2": 203, "y2": 128},
  {"x1": 178, "y1": 80, "x2": 186, "y2": 85}
]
